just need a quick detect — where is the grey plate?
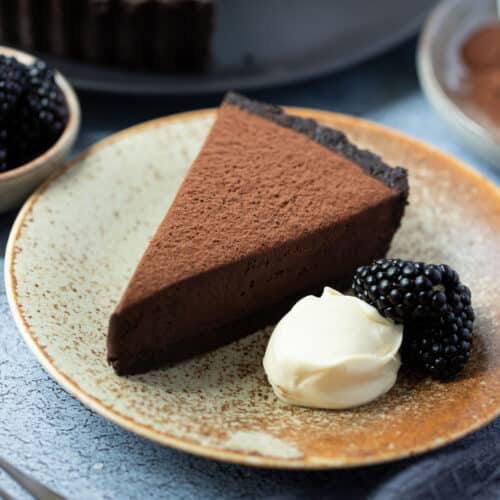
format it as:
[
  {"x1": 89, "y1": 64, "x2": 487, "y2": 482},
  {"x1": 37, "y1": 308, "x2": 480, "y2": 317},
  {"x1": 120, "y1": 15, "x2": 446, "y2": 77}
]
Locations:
[
  {"x1": 41, "y1": 0, "x2": 437, "y2": 95},
  {"x1": 417, "y1": 0, "x2": 500, "y2": 168}
]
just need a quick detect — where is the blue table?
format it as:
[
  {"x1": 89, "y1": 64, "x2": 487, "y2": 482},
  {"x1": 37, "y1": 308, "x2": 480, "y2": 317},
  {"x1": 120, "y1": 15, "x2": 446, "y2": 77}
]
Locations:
[{"x1": 1, "y1": 40, "x2": 499, "y2": 500}]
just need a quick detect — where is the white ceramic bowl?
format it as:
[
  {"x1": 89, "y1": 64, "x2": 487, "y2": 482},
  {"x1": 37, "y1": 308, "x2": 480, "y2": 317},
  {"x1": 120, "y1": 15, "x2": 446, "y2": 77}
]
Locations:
[
  {"x1": 0, "y1": 46, "x2": 80, "y2": 213},
  {"x1": 417, "y1": 0, "x2": 500, "y2": 168}
]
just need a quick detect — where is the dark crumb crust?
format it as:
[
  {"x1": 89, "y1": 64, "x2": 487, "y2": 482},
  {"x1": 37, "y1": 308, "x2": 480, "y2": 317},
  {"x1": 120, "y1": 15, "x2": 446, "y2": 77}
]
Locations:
[{"x1": 225, "y1": 92, "x2": 409, "y2": 198}]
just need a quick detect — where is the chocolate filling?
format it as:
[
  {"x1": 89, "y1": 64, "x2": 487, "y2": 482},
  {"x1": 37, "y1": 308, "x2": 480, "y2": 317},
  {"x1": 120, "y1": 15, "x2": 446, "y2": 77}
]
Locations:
[
  {"x1": 108, "y1": 94, "x2": 409, "y2": 375},
  {"x1": 225, "y1": 92, "x2": 409, "y2": 197}
]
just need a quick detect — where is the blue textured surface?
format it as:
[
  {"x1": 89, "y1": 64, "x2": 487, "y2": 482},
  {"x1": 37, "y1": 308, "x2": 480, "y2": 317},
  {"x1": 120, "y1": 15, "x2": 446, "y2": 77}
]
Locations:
[{"x1": 0, "y1": 40, "x2": 499, "y2": 500}]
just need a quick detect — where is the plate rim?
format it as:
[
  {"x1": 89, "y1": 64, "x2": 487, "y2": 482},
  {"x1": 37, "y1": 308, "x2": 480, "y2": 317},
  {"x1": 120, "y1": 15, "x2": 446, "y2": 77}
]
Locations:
[{"x1": 4, "y1": 107, "x2": 500, "y2": 469}]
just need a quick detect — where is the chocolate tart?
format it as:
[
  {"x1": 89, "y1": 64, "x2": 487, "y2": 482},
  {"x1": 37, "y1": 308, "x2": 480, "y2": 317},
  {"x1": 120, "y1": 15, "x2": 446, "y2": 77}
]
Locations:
[
  {"x1": 107, "y1": 92, "x2": 409, "y2": 375},
  {"x1": 0, "y1": 0, "x2": 214, "y2": 71}
]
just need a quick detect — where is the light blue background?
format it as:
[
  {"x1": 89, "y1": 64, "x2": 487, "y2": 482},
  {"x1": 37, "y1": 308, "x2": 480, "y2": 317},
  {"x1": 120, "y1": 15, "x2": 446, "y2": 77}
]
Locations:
[{"x1": 1, "y1": 40, "x2": 499, "y2": 499}]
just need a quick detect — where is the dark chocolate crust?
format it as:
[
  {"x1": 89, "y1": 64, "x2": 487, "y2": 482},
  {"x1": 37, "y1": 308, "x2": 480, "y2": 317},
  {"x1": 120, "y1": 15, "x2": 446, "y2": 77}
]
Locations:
[
  {"x1": 225, "y1": 92, "x2": 409, "y2": 199},
  {"x1": 0, "y1": 0, "x2": 214, "y2": 72}
]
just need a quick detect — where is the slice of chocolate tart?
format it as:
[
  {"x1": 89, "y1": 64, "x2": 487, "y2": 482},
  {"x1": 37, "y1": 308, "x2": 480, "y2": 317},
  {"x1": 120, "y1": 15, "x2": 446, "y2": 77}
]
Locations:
[{"x1": 108, "y1": 92, "x2": 409, "y2": 375}]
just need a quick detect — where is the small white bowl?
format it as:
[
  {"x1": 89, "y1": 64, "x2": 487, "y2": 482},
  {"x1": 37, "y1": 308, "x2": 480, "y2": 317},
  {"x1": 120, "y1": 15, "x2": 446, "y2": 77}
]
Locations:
[
  {"x1": 0, "y1": 46, "x2": 80, "y2": 213},
  {"x1": 417, "y1": 0, "x2": 500, "y2": 168}
]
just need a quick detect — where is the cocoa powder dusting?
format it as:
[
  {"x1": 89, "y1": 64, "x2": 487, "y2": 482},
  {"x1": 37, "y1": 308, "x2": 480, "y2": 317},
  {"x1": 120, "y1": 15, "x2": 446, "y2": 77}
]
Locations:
[{"x1": 462, "y1": 22, "x2": 500, "y2": 127}]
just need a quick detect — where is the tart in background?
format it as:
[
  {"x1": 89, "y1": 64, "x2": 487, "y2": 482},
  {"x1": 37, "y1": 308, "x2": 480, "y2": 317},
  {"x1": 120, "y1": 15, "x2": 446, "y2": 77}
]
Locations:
[{"x1": 0, "y1": 0, "x2": 214, "y2": 71}]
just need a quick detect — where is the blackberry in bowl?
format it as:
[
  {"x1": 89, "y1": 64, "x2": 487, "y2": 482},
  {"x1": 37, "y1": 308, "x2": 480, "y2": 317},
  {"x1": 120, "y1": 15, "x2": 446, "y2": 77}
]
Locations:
[{"x1": 0, "y1": 46, "x2": 80, "y2": 213}]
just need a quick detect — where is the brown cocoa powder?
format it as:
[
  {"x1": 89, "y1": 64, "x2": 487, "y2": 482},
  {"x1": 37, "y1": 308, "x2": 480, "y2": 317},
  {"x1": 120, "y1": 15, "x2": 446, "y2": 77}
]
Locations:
[{"x1": 462, "y1": 22, "x2": 500, "y2": 126}]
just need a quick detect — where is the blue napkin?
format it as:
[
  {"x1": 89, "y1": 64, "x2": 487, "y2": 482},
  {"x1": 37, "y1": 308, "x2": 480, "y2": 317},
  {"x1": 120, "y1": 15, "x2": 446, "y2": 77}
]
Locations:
[{"x1": 265, "y1": 418, "x2": 499, "y2": 500}]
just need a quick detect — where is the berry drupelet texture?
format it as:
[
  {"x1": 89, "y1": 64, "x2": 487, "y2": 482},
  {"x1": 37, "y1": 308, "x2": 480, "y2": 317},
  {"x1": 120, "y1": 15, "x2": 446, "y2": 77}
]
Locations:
[
  {"x1": 25, "y1": 60, "x2": 68, "y2": 140},
  {"x1": 353, "y1": 258, "x2": 474, "y2": 380},
  {"x1": 0, "y1": 55, "x2": 27, "y2": 122},
  {"x1": 352, "y1": 259, "x2": 464, "y2": 324},
  {"x1": 402, "y1": 317, "x2": 473, "y2": 380},
  {"x1": 27, "y1": 60, "x2": 55, "y2": 87},
  {"x1": 0, "y1": 56, "x2": 68, "y2": 172},
  {"x1": 0, "y1": 128, "x2": 8, "y2": 172}
]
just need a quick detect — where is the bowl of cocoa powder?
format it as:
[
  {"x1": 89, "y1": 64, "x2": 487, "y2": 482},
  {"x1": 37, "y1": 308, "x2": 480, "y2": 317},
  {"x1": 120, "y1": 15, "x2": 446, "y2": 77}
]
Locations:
[{"x1": 418, "y1": 0, "x2": 500, "y2": 166}]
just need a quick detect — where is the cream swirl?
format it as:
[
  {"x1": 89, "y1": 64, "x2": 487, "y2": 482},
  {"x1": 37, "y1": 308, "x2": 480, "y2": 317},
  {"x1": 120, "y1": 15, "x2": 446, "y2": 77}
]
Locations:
[{"x1": 263, "y1": 288, "x2": 402, "y2": 409}]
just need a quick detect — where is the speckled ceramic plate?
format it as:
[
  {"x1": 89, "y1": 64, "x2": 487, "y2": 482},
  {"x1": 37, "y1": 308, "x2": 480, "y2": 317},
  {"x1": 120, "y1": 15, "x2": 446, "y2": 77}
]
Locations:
[{"x1": 5, "y1": 109, "x2": 500, "y2": 469}]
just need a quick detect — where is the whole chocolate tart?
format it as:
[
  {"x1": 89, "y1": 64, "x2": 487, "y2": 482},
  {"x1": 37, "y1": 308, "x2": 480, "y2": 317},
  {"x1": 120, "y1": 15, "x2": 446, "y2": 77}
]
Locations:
[
  {"x1": 108, "y1": 93, "x2": 409, "y2": 375},
  {"x1": 0, "y1": 0, "x2": 213, "y2": 71}
]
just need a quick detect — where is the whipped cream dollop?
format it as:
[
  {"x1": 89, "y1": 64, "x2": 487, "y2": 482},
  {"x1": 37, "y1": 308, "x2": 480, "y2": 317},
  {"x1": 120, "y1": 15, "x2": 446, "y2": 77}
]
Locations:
[{"x1": 263, "y1": 288, "x2": 402, "y2": 409}]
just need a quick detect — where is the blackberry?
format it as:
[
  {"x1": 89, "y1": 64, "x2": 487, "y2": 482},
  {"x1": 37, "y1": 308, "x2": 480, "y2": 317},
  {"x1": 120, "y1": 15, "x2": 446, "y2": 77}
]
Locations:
[
  {"x1": 26, "y1": 60, "x2": 55, "y2": 87},
  {"x1": 0, "y1": 128, "x2": 8, "y2": 172},
  {"x1": 8, "y1": 101, "x2": 46, "y2": 166},
  {"x1": 352, "y1": 258, "x2": 474, "y2": 379},
  {"x1": 9, "y1": 59, "x2": 68, "y2": 166},
  {"x1": 0, "y1": 55, "x2": 28, "y2": 121},
  {"x1": 353, "y1": 259, "x2": 465, "y2": 323},
  {"x1": 24, "y1": 81, "x2": 68, "y2": 141},
  {"x1": 402, "y1": 319, "x2": 473, "y2": 380},
  {"x1": 24, "y1": 60, "x2": 68, "y2": 142}
]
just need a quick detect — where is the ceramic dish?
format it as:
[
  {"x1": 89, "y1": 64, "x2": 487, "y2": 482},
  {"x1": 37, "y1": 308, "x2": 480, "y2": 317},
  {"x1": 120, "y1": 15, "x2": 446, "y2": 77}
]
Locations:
[
  {"x1": 5, "y1": 108, "x2": 500, "y2": 469},
  {"x1": 417, "y1": 0, "x2": 500, "y2": 167},
  {"x1": 0, "y1": 46, "x2": 80, "y2": 214},
  {"x1": 38, "y1": 0, "x2": 437, "y2": 95}
]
